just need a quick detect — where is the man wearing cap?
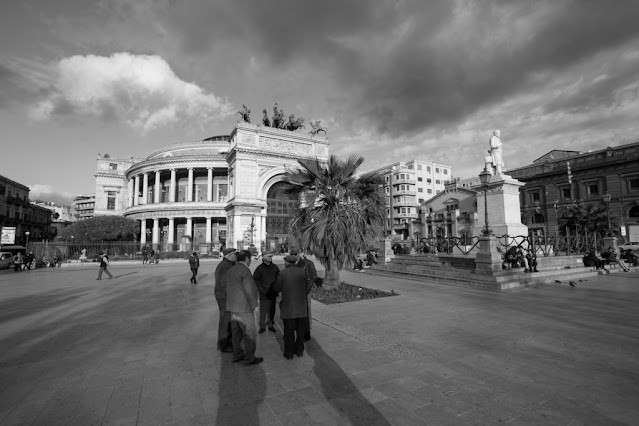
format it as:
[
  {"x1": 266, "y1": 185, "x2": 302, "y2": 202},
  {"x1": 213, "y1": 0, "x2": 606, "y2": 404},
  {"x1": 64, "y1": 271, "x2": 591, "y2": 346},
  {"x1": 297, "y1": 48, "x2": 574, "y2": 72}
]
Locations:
[
  {"x1": 214, "y1": 247, "x2": 236, "y2": 352},
  {"x1": 292, "y1": 250, "x2": 317, "y2": 341},
  {"x1": 273, "y1": 254, "x2": 313, "y2": 359},
  {"x1": 226, "y1": 250, "x2": 264, "y2": 365},
  {"x1": 253, "y1": 252, "x2": 280, "y2": 333}
]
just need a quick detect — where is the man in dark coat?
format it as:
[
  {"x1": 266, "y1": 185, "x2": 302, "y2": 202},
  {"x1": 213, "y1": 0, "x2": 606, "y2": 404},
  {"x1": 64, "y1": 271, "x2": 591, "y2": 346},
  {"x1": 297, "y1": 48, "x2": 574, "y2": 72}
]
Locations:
[
  {"x1": 189, "y1": 251, "x2": 199, "y2": 284},
  {"x1": 253, "y1": 252, "x2": 280, "y2": 333},
  {"x1": 292, "y1": 250, "x2": 317, "y2": 341},
  {"x1": 226, "y1": 250, "x2": 263, "y2": 366},
  {"x1": 273, "y1": 255, "x2": 313, "y2": 359},
  {"x1": 214, "y1": 248, "x2": 236, "y2": 352}
]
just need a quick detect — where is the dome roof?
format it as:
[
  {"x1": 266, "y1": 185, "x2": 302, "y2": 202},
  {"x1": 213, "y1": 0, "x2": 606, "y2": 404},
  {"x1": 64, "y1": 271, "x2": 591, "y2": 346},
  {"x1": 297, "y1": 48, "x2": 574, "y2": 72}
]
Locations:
[{"x1": 146, "y1": 136, "x2": 230, "y2": 160}]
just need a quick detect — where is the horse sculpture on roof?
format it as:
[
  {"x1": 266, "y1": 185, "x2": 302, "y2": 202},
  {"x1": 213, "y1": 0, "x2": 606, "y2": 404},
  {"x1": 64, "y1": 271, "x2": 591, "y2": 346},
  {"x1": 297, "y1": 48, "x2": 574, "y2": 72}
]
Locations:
[
  {"x1": 309, "y1": 120, "x2": 327, "y2": 137},
  {"x1": 237, "y1": 104, "x2": 251, "y2": 123}
]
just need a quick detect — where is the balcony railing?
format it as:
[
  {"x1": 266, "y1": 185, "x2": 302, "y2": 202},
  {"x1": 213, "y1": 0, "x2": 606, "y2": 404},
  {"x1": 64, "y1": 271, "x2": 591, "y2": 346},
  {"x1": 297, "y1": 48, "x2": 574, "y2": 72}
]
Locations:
[
  {"x1": 395, "y1": 212, "x2": 418, "y2": 218},
  {"x1": 394, "y1": 189, "x2": 416, "y2": 196},
  {"x1": 394, "y1": 179, "x2": 416, "y2": 185}
]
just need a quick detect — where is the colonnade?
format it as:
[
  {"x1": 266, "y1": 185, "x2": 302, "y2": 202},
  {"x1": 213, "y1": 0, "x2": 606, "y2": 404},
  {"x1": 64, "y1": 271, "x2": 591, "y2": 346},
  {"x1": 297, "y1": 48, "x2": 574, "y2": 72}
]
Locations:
[
  {"x1": 127, "y1": 167, "x2": 224, "y2": 207},
  {"x1": 139, "y1": 216, "x2": 227, "y2": 250}
]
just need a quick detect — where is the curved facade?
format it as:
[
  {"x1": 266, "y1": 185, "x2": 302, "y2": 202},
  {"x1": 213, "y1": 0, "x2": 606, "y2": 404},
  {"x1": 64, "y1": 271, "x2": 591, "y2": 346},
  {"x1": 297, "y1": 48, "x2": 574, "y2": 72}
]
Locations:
[{"x1": 94, "y1": 123, "x2": 330, "y2": 253}]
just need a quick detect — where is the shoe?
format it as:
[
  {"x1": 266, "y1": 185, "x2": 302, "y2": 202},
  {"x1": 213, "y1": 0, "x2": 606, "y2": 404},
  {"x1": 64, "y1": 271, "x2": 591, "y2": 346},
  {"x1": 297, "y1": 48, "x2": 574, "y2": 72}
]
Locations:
[
  {"x1": 268, "y1": 326, "x2": 276, "y2": 333},
  {"x1": 304, "y1": 332, "x2": 311, "y2": 341},
  {"x1": 295, "y1": 352, "x2": 303, "y2": 358},
  {"x1": 220, "y1": 347, "x2": 233, "y2": 353},
  {"x1": 244, "y1": 356, "x2": 263, "y2": 366},
  {"x1": 193, "y1": 279, "x2": 197, "y2": 284},
  {"x1": 524, "y1": 269, "x2": 530, "y2": 273},
  {"x1": 190, "y1": 277, "x2": 193, "y2": 283},
  {"x1": 533, "y1": 269, "x2": 539, "y2": 272},
  {"x1": 258, "y1": 328, "x2": 266, "y2": 334},
  {"x1": 232, "y1": 355, "x2": 245, "y2": 363},
  {"x1": 96, "y1": 278, "x2": 101, "y2": 280},
  {"x1": 284, "y1": 354, "x2": 293, "y2": 360}
]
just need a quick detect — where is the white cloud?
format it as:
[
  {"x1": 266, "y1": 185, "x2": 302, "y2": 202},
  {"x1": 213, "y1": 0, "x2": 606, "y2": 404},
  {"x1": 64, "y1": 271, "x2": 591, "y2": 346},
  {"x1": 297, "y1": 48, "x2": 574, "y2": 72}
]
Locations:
[
  {"x1": 28, "y1": 184, "x2": 75, "y2": 205},
  {"x1": 29, "y1": 52, "x2": 233, "y2": 133}
]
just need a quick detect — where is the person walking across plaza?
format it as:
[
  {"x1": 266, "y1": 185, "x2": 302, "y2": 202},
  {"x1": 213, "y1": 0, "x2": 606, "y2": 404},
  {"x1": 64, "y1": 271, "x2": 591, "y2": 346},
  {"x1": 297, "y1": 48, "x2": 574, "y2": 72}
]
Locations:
[
  {"x1": 189, "y1": 251, "x2": 200, "y2": 284},
  {"x1": 226, "y1": 250, "x2": 263, "y2": 366},
  {"x1": 142, "y1": 247, "x2": 148, "y2": 265},
  {"x1": 97, "y1": 251, "x2": 113, "y2": 280},
  {"x1": 13, "y1": 252, "x2": 23, "y2": 272},
  {"x1": 273, "y1": 254, "x2": 313, "y2": 359},
  {"x1": 253, "y1": 252, "x2": 280, "y2": 333},
  {"x1": 214, "y1": 248, "x2": 236, "y2": 352},
  {"x1": 293, "y1": 250, "x2": 317, "y2": 341}
]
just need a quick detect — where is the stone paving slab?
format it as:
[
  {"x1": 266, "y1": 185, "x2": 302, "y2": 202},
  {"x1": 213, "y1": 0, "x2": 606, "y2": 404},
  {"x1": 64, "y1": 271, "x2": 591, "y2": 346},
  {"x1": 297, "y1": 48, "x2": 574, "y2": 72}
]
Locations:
[{"x1": 0, "y1": 260, "x2": 638, "y2": 425}]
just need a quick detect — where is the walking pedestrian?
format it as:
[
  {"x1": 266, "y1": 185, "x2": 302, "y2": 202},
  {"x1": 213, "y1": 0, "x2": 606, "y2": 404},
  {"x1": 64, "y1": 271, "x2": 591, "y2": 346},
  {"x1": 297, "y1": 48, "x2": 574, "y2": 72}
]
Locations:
[
  {"x1": 214, "y1": 248, "x2": 236, "y2": 352},
  {"x1": 13, "y1": 252, "x2": 23, "y2": 272},
  {"x1": 273, "y1": 254, "x2": 313, "y2": 359},
  {"x1": 253, "y1": 252, "x2": 280, "y2": 333},
  {"x1": 226, "y1": 250, "x2": 263, "y2": 366},
  {"x1": 292, "y1": 250, "x2": 317, "y2": 341},
  {"x1": 96, "y1": 251, "x2": 113, "y2": 280},
  {"x1": 142, "y1": 247, "x2": 148, "y2": 265},
  {"x1": 189, "y1": 251, "x2": 200, "y2": 284}
]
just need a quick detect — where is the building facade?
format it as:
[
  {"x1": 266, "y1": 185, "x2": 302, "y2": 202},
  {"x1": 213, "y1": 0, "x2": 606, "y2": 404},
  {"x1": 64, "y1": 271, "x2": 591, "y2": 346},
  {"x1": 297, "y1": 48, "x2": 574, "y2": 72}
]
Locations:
[
  {"x1": 0, "y1": 174, "x2": 53, "y2": 245},
  {"x1": 508, "y1": 142, "x2": 639, "y2": 242},
  {"x1": 72, "y1": 194, "x2": 96, "y2": 221},
  {"x1": 368, "y1": 160, "x2": 452, "y2": 239},
  {"x1": 420, "y1": 180, "x2": 478, "y2": 239},
  {"x1": 94, "y1": 123, "x2": 329, "y2": 252}
]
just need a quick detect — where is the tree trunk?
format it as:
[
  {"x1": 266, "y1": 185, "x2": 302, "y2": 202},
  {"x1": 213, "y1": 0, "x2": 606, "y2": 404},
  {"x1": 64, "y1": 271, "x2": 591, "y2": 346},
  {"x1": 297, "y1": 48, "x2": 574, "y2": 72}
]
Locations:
[{"x1": 323, "y1": 266, "x2": 340, "y2": 290}]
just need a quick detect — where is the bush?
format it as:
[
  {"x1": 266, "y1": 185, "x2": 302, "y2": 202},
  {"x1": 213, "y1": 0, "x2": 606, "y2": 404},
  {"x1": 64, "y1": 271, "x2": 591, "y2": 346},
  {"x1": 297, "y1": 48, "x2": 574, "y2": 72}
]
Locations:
[{"x1": 310, "y1": 282, "x2": 398, "y2": 305}]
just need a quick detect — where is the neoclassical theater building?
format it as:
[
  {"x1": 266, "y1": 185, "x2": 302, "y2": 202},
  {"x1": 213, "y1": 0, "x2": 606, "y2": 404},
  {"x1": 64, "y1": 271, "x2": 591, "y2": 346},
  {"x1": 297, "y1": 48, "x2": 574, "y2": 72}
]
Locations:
[{"x1": 92, "y1": 123, "x2": 329, "y2": 253}]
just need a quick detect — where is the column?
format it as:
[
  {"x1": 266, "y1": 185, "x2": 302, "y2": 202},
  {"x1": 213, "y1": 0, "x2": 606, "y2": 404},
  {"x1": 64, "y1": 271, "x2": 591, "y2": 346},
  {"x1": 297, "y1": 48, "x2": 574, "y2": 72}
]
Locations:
[
  {"x1": 170, "y1": 169, "x2": 176, "y2": 202},
  {"x1": 186, "y1": 217, "x2": 193, "y2": 238},
  {"x1": 154, "y1": 171, "x2": 161, "y2": 203},
  {"x1": 142, "y1": 173, "x2": 149, "y2": 204},
  {"x1": 127, "y1": 178, "x2": 134, "y2": 207},
  {"x1": 206, "y1": 217, "x2": 212, "y2": 244},
  {"x1": 152, "y1": 218, "x2": 159, "y2": 248},
  {"x1": 207, "y1": 168, "x2": 213, "y2": 201},
  {"x1": 134, "y1": 175, "x2": 140, "y2": 206},
  {"x1": 167, "y1": 217, "x2": 175, "y2": 251},
  {"x1": 260, "y1": 215, "x2": 266, "y2": 250},
  {"x1": 187, "y1": 168, "x2": 194, "y2": 202},
  {"x1": 140, "y1": 220, "x2": 147, "y2": 245}
]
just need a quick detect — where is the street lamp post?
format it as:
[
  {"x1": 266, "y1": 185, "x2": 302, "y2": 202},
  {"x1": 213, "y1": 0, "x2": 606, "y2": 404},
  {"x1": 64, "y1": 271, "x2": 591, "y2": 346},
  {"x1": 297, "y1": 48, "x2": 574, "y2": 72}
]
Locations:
[
  {"x1": 479, "y1": 168, "x2": 492, "y2": 236},
  {"x1": 603, "y1": 193, "x2": 612, "y2": 236},
  {"x1": 250, "y1": 216, "x2": 255, "y2": 246},
  {"x1": 25, "y1": 231, "x2": 30, "y2": 249}
]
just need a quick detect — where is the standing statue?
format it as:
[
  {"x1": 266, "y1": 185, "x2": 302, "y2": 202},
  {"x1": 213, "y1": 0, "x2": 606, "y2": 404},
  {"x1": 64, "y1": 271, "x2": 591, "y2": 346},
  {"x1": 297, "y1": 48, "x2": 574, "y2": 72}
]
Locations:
[
  {"x1": 262, "y1": 109, "x2": 271, "y2": 127},
  {"x1": 237, "y1": 104, "x2": 251, "y2": 123},
  {"x1": 272, "y1": 103, "x2": 286, "y2": 129},
  {"x1": 308, "y1": 120, "x2": 327, "y2": 137},
  {"x1": 285, "y1": 114, "x2": 305, "y2": 131},
  {"x1": 486, "y1": 129, "x2": 504, "y2": 175}
]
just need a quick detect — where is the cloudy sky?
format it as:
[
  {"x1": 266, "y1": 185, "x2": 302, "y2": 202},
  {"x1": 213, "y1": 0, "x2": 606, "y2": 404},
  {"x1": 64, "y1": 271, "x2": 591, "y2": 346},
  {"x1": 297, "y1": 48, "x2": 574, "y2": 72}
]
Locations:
[{"x1": 2, "y1": 0, "x2": 639, "y2": 204}]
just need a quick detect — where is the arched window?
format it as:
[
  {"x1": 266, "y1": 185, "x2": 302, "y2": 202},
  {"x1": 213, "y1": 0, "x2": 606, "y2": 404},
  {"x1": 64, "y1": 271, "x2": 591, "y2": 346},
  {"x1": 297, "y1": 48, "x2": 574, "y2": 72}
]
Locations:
[
  {"x1": 629, "y1": 206, "x2": 639, "y2": 218},
  {"x1": 531, "y1": 213, "x2": 545, "y2": 224}
]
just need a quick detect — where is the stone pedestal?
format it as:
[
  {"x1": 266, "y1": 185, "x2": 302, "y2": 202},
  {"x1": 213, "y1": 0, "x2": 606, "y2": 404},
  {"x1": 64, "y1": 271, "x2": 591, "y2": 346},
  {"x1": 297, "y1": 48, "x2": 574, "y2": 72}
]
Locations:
[
  {"x1": 379, "y1": 238, "x2": 394, "y2": 265},
  {"x1": 473, "y1": 174, "x2": 528, "y2": 238},
  {"x1": 475, "y1": 236, "x2": 504, "y2": 273},
  {"x1": 602, "y1": 236, "x2": 618, "y2": 254}
]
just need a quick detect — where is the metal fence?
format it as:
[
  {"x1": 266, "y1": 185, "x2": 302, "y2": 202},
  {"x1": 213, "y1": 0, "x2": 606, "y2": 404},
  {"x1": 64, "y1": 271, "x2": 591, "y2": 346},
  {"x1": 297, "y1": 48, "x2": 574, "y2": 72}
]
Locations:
[{"x1": 27, "y1": 241, "x2": 222, "y2": 263}]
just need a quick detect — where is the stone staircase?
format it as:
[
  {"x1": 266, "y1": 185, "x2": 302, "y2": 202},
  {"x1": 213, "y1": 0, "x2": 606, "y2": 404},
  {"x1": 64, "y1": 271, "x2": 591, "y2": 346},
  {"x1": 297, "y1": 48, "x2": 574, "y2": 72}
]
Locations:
[{"x1": 366, "y1": 253, "x2": 602, "y2": 291}]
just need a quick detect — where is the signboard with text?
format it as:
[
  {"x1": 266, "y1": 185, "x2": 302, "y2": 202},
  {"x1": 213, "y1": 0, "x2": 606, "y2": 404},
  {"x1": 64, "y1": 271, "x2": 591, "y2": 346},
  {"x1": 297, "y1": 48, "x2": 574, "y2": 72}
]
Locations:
[{"x1": 1, "y1": 227, "x2": 16, "y2": 245}]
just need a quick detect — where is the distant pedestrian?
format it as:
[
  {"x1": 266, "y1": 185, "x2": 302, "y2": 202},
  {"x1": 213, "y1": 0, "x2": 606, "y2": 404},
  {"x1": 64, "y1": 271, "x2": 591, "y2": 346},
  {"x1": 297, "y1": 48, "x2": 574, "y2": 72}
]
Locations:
[
  {"x1": 365, "y1": 250, "x2": 377, "y2": 267},
  {"x1": 189, "y1": 251, "x2": 199, "y2": 284},
  {"x1": 273, "y1": 254, "x2": 313, "y2": 359},
  {"x1": 226, "y1": 250, "x2": 263, "y2": 366},
  {"x1": 142, "y1": 247, "x2": 148, "y2": 265},
  {"x1": 150, "y1": 249, "x2": 156, "y2": 264},
  {"x1": 13, "y1": 253, "x2": 23, "y2": 272},
  {"x1": 253, "y1": 252, "x2": 280, "y2": 333},
  {"x1": 214, "y1": 248, "x2": 236, "y2": 352},
  {"x1": 24, "y1": 251, "x2": 34, "y2": 270},
  {"x1": 97, "y1": 252, "x2": 113, "y2": 280}
]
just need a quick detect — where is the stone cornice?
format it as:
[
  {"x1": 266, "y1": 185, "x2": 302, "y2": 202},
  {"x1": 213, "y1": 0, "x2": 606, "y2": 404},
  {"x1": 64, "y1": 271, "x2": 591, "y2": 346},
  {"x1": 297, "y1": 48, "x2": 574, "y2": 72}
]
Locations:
[{"x1": 125, "y1": 156, "x2": 228, "y2": 178}]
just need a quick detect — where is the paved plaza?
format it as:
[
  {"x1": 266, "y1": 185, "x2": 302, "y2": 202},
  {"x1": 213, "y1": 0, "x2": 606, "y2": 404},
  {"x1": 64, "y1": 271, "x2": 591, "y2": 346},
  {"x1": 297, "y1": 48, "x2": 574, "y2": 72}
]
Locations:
[{"x1": 0, "y1": 259, "x2": 638, "y2": 425}]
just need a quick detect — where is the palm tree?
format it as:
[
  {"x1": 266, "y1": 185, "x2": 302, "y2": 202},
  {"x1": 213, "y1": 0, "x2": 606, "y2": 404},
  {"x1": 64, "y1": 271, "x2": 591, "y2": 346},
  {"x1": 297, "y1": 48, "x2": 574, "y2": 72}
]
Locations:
[
  {"x1": 559, "y1": 202, "x2": 615, "y2": 236},
  {"x1": 282, "y1": 154, "x2": 386, "y2": 289}
]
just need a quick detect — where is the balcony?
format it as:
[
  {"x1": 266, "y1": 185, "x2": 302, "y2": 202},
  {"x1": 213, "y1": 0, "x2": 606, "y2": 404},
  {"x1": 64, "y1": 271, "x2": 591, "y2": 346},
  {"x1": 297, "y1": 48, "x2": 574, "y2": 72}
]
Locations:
[
  {"x1": 395, "y1": 212, "x2": 418, "y2": 219},
  {"x1": 394, "y1": 178, "x2": 416, "y2": 185},
  {"x1": 392, "y1": 199, "x2": 417, "y2": 208},
  {"x1": 393, "y1": 222, "x2": 409, "y2": 230},
  {"x1": 393, "y1": 189, "x2": 416, "y2": 196}
]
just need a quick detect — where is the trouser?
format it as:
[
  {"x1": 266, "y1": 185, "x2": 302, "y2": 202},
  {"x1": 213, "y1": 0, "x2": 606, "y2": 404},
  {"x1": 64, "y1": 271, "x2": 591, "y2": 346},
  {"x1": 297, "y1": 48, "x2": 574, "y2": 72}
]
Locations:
[
  {"x1": 618, "y1": 260, "x2": 630, "y2": 271},
  {"x1": 258, "y1": 297, "x2": 276, "y2": 328},
  {"x1": 216, "y1": 297, "x2": 232, "y2": 350},
  {"x1": 97, "y1": 266, "x2": 112, "y2": 279},
  {"x1": 231, "y1": 312, "x2": 258, "y2": 363},
  {"x1": 191, "y1": 268, "x2": 198, "y2": 281},
  {"x1": 283, "y1": 317, "x2": 308, "y2": 357},
  {"x1": 305, "y1": 294, "x2": 312, "y2": 333},
  {"x1": 14, "y1": 264, "x2": 21, "y2": 272}
]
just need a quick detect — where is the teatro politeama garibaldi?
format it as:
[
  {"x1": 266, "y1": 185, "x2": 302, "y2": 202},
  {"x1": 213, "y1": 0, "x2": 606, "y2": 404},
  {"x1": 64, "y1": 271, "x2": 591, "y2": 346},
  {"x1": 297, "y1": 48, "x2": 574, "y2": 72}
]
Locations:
[{"x1": 115, "y1": 122, "x2": 329, "y2": 253}]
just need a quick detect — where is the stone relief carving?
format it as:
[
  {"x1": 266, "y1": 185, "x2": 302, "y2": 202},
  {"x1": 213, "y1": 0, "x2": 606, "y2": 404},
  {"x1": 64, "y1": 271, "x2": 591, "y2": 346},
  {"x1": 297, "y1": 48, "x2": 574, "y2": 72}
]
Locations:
[
  {"x1": 314, "y1": 144, "x2": 328, "y2": 156},
  {"x1": 259, "y1": 165, "x2": 274, "y2": 176},
  {"x1": 240, "y1": 133, "x2": 257, "y2": 146},
  {"x1": 259, "y1": 137, "x2": 312, "y2": 155}
]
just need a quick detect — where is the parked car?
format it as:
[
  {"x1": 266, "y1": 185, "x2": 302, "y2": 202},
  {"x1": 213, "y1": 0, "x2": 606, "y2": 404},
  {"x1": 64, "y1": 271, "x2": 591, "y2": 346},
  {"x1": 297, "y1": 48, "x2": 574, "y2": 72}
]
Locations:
[
  {"x1": 619, "y1": 241, "x2": 639, "y2": 254},
  {"x1": 0, "y1": 252, "x2": 14, "y2": 269}
]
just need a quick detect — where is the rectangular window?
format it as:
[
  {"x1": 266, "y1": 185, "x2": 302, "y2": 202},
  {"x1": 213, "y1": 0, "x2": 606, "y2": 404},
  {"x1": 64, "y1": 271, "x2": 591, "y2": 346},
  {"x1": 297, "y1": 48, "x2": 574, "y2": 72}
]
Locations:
[
  {"x1": 531, "y1": 192, "x2": 540, "y2": 202},
  {"x1": 427, "y1": 166, "x2": 431, "y2": 172},
  {"x1": 562, "y1": 188, "x2": 571, "y2": 198},
  {"x1": 588, "y1": 183, "x2": 599, "y2": 196},
  {"x1": 385, "y1": 176, "x2": 389, "y2": 182},
  {"x1": 417, "y1": 165, "x2": 422, "y2": 171},
  {"x1": 418, "y1": 177, "x2": 423, "y2": 182},
  {"x1": 629, "y1": 178, "x2": 639, "y2": 191},
  {"x1": 419, "y1": 198, "x2": 424, "y2": 203},
  {"x1": 418, "y1": 188, "x2": 423, "y2": 192},
  {"x1": 436, "y1": 190, "x2": 441, "y2": 194},
  {"x1": 107, "y1": 191, "x2": 116, "y2": 210},
  {"x1": 427, "y1": 189, "x2": 432, "y2": 194},
  {"x1": 435, "y1": 168, "x2": 440, "y2": 173},
  {"x1": 443, "y1": 169, "x2": 448, "y2": 175},
  {"x1": 109, "y1": 163, "x2": 118, "y2": 170},
  {"x1": 427, "y1": 178, "x2": 432, "y2": 184},
  {"x1": 407, "y1": 165, "x2": 413, "y2": 169},
  {"x1": 436, "y1": 180, "x2": 441, "y2": 184}
]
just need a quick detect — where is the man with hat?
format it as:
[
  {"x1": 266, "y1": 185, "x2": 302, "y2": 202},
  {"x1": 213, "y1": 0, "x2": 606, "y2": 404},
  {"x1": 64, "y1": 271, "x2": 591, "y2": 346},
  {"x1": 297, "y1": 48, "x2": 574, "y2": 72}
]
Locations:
[
  {"x1": 214, "y1": 247, "x2": 237, "y2": 352},
  {"x1": 291, "y1": 250, "x2": 317, "y2": 341},
  {"x1": 253, "y1": 252, "x2": 280, "y2": 333},
  {"x1": 273, "y1": 254, "x2": 313, "y2": 359},
  {"x1": 226, "y1": 250, "x2": 264, "y2": 365}
]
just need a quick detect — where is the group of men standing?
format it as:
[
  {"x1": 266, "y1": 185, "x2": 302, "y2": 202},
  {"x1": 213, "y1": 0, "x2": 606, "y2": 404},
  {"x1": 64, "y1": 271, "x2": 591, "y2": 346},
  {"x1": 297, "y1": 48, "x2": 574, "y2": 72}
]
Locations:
[{"x1": 213, "y1": 247, "x2": 317, "y2": 366}]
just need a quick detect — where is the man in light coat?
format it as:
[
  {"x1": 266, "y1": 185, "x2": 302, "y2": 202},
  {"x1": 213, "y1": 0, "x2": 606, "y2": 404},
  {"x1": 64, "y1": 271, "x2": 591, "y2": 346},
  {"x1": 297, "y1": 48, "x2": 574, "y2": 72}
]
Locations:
[
  {"x1": 226, "y1": 250, "x2": 263, "y2": 366},
  {"x1": 214, "y1": 248, "x2": 236, "y2": 352}
]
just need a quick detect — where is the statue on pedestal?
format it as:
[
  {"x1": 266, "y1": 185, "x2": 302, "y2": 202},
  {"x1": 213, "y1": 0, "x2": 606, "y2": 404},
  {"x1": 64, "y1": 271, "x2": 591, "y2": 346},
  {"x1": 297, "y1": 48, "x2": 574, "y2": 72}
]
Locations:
[
  {"x1": 237, "y1": 104, "x2": 251, "y2": 123},
  {"x1": 272, "y1": 103, "x2": 286, "y2": 129},
  {"x1": 485, "y1": 129, "x2": 504, "y2": 175},
  {"x1": 262, "y1": 109, "x2": 271, "y2": 127},
  {"x1": 309, "y1": 120, "x2": 327, "y2": 137},
  {"x1": 285, "y1": 114, "x2": 305, "y2": 131}
]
